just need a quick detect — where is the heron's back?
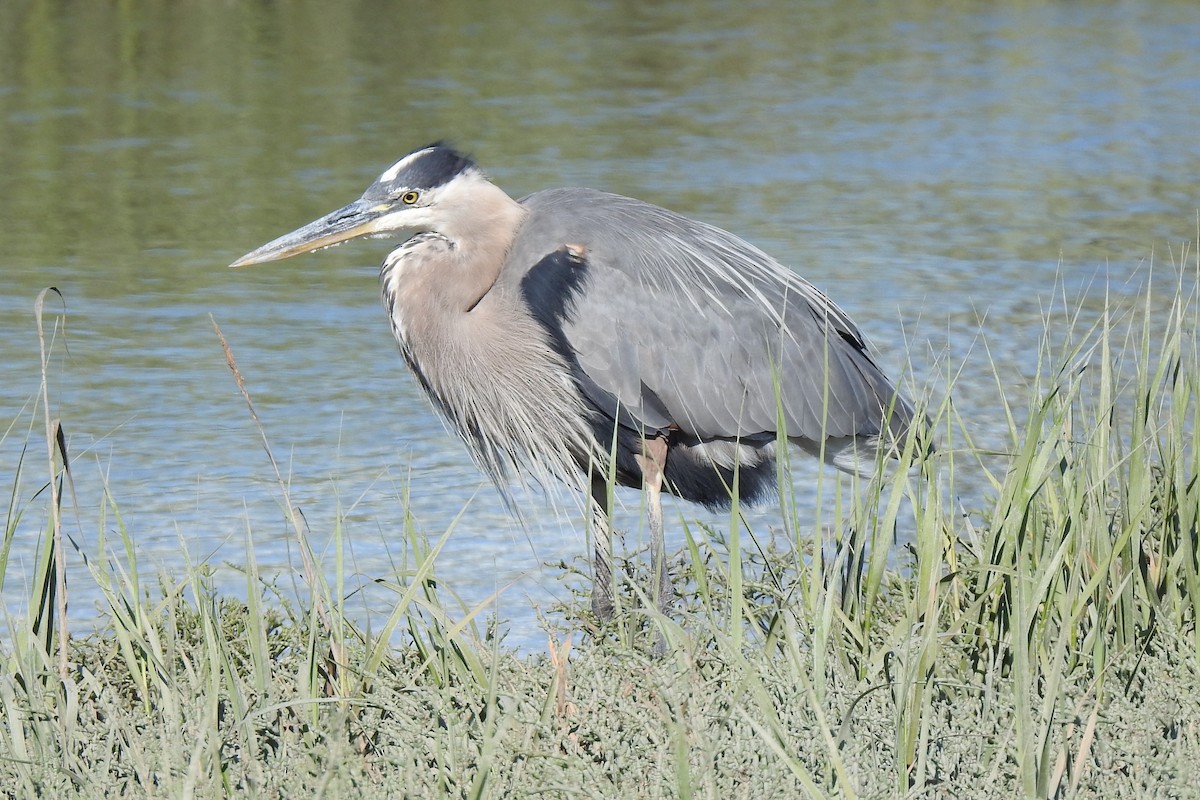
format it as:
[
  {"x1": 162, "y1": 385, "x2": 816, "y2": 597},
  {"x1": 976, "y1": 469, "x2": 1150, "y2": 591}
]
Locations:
[{"x1": 499, "y1": 188, "x2": 921, "y2": 506}]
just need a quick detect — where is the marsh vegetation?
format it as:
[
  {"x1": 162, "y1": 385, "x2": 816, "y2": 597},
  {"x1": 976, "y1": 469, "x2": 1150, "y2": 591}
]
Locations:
[{"x1": 3, "y1": 256, "x2": 1198, "y2": 798}]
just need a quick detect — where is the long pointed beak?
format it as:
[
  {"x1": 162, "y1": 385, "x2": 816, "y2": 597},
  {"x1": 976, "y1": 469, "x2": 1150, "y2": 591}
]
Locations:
[{"x1": 230, "y1": 198, "x2": 392, "y2": 267}]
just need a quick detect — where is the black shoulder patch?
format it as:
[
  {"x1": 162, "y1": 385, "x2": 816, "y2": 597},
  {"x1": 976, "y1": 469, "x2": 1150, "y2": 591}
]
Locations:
[{"x1": 519, "y1": 245, "x2": 591, "y2": 361}]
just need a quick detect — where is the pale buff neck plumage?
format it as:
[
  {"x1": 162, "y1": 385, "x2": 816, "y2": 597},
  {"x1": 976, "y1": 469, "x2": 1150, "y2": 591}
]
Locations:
[{"x1": 379, "y1": 173, "x2": 598, "y2": 497}]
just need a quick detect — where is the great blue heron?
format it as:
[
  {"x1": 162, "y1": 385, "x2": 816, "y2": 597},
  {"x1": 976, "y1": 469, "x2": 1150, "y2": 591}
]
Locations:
[{"x1": 232, "y1": 142, "x2": 922, "y2": 623}]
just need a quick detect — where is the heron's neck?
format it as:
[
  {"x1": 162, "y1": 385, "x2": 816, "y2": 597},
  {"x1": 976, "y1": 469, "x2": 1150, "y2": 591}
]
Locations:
[
  {"x1": 448, "y1": 183, "x2": 527, "y2": 312},
  {"x1": 382, "y1": 183, "x2": 526, "y2": 351}
]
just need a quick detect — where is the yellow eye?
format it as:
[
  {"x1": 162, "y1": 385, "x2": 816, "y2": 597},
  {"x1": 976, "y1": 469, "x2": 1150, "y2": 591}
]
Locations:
[{"x1": 401, "y1": 190, "x2": 420, "y2": 205}]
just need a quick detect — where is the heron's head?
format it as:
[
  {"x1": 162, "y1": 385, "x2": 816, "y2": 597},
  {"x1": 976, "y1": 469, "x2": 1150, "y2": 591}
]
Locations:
[{"x1": 231, "y1": 142, "x2": 503, "y2": 267}]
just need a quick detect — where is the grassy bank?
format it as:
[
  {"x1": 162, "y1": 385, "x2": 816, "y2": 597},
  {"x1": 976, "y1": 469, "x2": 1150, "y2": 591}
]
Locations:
[{"x1": 3, "y1": 261, "x2": 1198, "y2": 798}]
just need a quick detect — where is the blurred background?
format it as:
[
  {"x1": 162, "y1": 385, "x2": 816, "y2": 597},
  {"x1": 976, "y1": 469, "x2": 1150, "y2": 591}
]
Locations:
[{"x1": 2, "y1": 0, "x2": 1198, "y2": 648}]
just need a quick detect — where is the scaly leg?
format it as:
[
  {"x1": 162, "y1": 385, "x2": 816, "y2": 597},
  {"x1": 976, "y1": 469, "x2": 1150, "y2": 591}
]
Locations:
[
  {"x1": 637, "y1": 434, "x2": 674, "y2": 616},
  {"x1": 589, "y1": 472, "x2": 614, "y2": 621}
]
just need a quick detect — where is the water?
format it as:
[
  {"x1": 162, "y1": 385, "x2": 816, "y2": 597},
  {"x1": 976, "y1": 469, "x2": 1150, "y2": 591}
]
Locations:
[{"x1": 3, "y1": 1, "x2": 1198, "y2": 650}]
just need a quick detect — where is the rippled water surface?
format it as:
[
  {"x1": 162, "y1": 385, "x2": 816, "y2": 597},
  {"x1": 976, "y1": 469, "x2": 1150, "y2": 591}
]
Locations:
[{"x1": 3, "y1": 1, "x2": 1198, "y2": 648}]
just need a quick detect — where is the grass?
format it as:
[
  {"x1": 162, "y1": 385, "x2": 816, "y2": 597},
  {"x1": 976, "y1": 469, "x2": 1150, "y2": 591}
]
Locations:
[{"x1": 2, "y1": 251, "x2": 1198, "y2": 798}]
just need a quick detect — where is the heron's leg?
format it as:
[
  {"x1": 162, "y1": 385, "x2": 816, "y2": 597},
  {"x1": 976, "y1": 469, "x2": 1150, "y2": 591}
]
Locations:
[
  {"x1": 637, "y1": 434, "x2": 674, "y2": 617},
  {"x1": 589, "y1": 472, "x2": 614, "y2": 621}
]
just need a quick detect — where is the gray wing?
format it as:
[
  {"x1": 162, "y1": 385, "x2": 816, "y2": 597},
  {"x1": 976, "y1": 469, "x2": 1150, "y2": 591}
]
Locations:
[{"x1": 502, "y1": 188, "x2": 914, "y2": 446}]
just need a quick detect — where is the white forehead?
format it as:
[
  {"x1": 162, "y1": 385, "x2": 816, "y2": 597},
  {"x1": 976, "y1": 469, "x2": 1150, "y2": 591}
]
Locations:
[{"x1": 377, "y1": 147, "x2": 438, "y2": 183}]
